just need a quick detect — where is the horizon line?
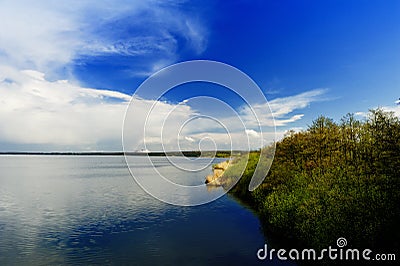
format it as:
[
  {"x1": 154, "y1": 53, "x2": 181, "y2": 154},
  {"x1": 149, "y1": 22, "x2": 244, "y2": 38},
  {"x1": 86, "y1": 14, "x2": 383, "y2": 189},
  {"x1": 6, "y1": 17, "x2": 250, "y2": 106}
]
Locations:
[{"x1": 0, "y1": 150, "x2": 248, "y2": 156}]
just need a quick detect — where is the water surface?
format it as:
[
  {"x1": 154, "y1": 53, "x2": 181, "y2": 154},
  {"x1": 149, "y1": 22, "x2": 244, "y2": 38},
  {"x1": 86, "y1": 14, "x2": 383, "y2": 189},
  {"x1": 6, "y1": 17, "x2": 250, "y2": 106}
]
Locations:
[{"x1": 0, "y1": 156, "x2": 290, "y2": 265}]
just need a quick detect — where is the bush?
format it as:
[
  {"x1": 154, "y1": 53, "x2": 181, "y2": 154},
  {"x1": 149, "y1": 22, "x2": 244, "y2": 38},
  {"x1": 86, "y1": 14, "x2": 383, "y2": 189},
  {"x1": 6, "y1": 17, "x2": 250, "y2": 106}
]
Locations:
[{"x1": 229, "y1": 109, "x2": 400, "y2": 251}]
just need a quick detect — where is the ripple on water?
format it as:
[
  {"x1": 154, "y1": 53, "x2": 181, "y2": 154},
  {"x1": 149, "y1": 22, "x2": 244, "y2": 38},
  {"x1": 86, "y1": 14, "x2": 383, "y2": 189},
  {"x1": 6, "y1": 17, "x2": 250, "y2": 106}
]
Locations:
[{"x1": 0, "y1": 156, "x2": 282, "y2": 266}]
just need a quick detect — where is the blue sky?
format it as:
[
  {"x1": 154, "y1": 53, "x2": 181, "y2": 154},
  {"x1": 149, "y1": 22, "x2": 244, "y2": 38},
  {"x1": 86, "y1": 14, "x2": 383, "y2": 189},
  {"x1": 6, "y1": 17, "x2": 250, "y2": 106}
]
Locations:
[{"x1": 0, "y1": 0, "x2": 399, "y2": 151}]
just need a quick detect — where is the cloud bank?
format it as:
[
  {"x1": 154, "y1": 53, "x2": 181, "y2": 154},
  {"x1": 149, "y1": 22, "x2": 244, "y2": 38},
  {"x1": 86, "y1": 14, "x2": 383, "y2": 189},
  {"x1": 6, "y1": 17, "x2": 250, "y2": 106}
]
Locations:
[
  {"x1": 0, "y1": 67, "x2": 129, "y2": 150},
  {"x1": 0, "y1": 68, "x2": 327, "y2": 151}
]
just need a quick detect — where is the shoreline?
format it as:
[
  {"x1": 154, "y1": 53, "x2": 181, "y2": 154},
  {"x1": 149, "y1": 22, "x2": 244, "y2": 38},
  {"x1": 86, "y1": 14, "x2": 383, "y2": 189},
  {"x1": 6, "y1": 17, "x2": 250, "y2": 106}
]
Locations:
[{"x1": 205, "y1": 160, "x2": 231, "y2": 186}]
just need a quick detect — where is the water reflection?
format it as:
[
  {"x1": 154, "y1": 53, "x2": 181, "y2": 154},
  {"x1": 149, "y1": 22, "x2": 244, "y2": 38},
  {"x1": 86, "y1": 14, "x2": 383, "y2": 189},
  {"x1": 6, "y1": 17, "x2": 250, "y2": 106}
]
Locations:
[{"x1": 0, "y1": 156, "x2": 291, "y2": 265}]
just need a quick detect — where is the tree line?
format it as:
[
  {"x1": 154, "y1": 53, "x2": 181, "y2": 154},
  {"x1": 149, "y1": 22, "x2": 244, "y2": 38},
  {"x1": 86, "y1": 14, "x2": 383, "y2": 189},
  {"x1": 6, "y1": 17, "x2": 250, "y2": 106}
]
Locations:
[{"x1": 229, "y1": 109, "x2": 400, "y2": 251}]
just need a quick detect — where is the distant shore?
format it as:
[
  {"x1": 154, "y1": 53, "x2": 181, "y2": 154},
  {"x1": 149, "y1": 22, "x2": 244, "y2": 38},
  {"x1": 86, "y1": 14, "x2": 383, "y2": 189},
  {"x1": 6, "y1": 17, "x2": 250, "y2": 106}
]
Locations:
[{"x1": 0, "y1": 151, "x2": 235, "y2": 157}]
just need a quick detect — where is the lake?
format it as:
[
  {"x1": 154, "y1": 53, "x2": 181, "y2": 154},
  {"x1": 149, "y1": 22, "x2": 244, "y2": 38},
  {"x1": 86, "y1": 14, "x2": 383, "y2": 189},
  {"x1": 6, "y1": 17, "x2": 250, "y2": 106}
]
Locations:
[{"x1": 0, "y1": 156, "x2": 292, "y2": 265}]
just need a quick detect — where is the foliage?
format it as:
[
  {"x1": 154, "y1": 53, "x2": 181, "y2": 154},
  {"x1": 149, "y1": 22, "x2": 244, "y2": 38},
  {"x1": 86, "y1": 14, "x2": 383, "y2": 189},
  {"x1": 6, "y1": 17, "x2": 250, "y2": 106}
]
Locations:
[
  {"x1": 224, "y1": 152, "x2": 260, "y2": 201},
  {"x1": 229, "y1": 109, "x2": 400, "y2": 250}
]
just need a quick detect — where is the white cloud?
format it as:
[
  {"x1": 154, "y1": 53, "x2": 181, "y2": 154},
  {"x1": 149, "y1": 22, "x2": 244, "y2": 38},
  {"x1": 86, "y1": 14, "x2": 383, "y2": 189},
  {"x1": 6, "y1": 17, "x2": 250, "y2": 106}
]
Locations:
[
  {"x1": 245, "y1": 129, "x2": 260, "y2": 138},
  {"x1": 0, "y1": 0, "x2": 207, "y2": 75},
  {"x1": 0, "y1": 67, "x2": 201, "y2": 151},
  {"x1": 354, "y1": 111, "x2": 367, "y2": 118},
  {"x1": 268, "y1": 89, "x2": 327, "y2": 125},
  {"x1": 382, "y1": 105, "x2": 400, "y2": 117},
  {"x1": 185, "y1": 136, "x2": 195, "y2": 142},
  {"x1": 0, "y1": 67, "x2": 130, "y2": 149},
  {"x1": 239, "y1": 89, "x2": 327, "y2": 127},
  {"x1": 0, "y1": 66, "x2": 328, "y2": 151},
  {"x1": 122, "y1": 88, "x2": 328, "y2": 151},
  {"x1": 355, "y1": 106, "x2": 400, "y2": 120}
]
